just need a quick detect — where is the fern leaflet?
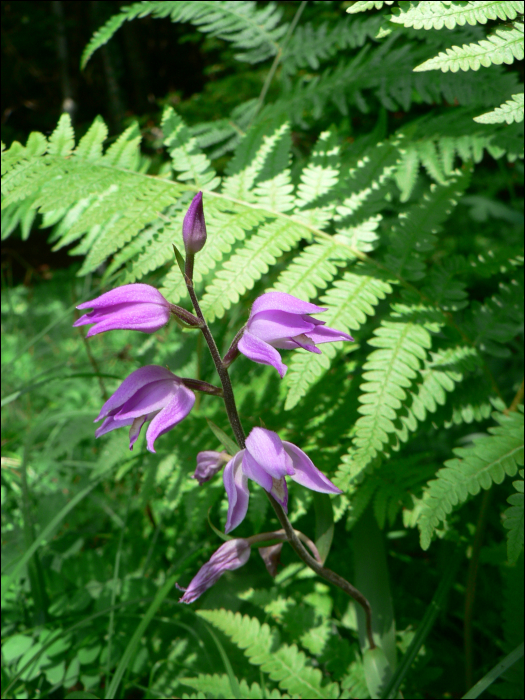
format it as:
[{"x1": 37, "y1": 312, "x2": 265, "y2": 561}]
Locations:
[
  {"x1": 389, "y1": 2, "x2": 525, "y2": 30},
  {"x1": 418, "y1": 408, "x2": 524, "y2": 549},
  {"x1": 474, "y1": 93, "x2": 525, "y2": 124},
  {"x1": 197, "y1": 609, "x2": 340, "y2": 698},
  {"x1": 414, "y1": 24, "x2": 524, "y2": 72},
  {"x1": 503, "y1": 469, "x2": 524, "y2": 564},
  {"x1": 81, "y1": 1, "x2": 288, "y2": 69}
]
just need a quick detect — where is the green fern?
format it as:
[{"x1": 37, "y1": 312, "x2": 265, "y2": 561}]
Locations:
[
  {"x1": 347, "y1": 1, "x2": 395, "y2": 14},
  {"x1": 179, "y1": 673, "x2": 287, "y2": 699},
  {"x1": 475, "y1": 93, "x2": 525, "y2": 124},
  {"x1": 337, "y1": 319, "x2": 433, "y2": 487},
  {"x1": 414, "y1": 23, "x2": 524, "y2": 72},
  {"x1": 197, "y1": 609, "x2": 340, "y2": 699},
  {"x1": 503, "y1": 469, "x2": 524, "y2": 564},
  {"x1": 418, "y1": 408, "x2": 524, "y2": 550},
  {"x1": 389, "y1": 2, "x2": 524, "y2": 31},
  {"x1": 81, "y1": 1, "x2": 288, "y2": 69},
  {"x1": 284, "y1": 268, "x2": 393, "y2": 410}
]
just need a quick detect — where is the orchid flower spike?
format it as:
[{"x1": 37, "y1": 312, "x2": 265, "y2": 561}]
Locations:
[
  {"x1": 94, "y1": 365, "x2": 195, "y2": 453},
  {"x1": 223, "y1": 427, "x2": 342, "y2": 533},
  {"x1": 238, "y1": 292, "x2": 353, "y2": 377},
  {"x1": 193, "y1": 451, "x2": 229, "y2": 485},
  {"x1": 74, "y1": 284, "x2": 170, "y2": 337},
  {"x1": 178, "y1": 538, "x2": 250, "y2": 603},
  {"x1": 183, "y1": 191, "x2": 207, "y2": 254}
]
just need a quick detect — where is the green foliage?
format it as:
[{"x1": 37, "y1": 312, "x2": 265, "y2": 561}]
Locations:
[
  {"x1": 504, "y1": 469, "x2": 524, "y2": 564},
  {"x1": 198, "y1": 609, "x2": 340, "y2": 698},
  {"x1": 1, "y1": 2, "x2": 524, "y2": 698},
  {"x1": 418, "y1": 408, "x2": 524, "y2": 549},
  {"x1": 80, "y1": 1, "x2": 288, "y2": 69}
]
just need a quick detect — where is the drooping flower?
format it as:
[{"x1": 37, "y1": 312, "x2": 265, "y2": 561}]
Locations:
[
  {"x1": 237, "y1": 292, "x2": 353, "y2": 377},
  {"x1": 223, "y1": 427, "x2": 342, "y2": 533},
  {"x1": 183, "y1": 191, "x2": 207, "y2": 254},
  {"x1": 178, "y1": 538, "x2": 250, "y2": 603},
  {"x1": 94, "y1": 365, "x2": 195, "y2": 453},
  {"x1": 193, "y1": 450, "x2": 229, "y2": 485},
  {"x1": 74, "y1": 284, "x2": 171, "y2": 337}
]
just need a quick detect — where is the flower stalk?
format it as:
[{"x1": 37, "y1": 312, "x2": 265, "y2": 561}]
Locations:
[{"x1": 182, "y1": 249, "x2": 376, "y2": 650}]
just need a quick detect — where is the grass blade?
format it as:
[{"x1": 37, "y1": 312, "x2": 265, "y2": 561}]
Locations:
[{"x1": 462, "y1": 642, "x2": 524, "y2": 699}]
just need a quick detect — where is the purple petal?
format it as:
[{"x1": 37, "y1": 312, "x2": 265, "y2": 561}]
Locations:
[
  {"x1": 238, "y1": 331, "x2": 288, "y2": 378},
  {"x1": 116, "y1": 379, "x2": 177, "y2": 419},
  {"x1": 224, "y1": 451, "x2": 250, "y2": 533},
  {"x1": 146, "y1": 385, "x2": 195, "y2": 453},
  {"x1": 77, "y1": 284, "x2": 169, "y2": 310},
  {"x1": 245, "y1": 427, "x2": 294, "y2": 479},
  {"x1": 95, "y1": 366, "x2": 176, "y2": 422},
  {"x1": 95, "y1": 414, "x2": 135, "y2": 439},
  {"x1": 82, "y1": 304, "x2": 170, "y2": 337},
  {"x1": 288, "y1": 335, "x2": 322, "y2": 353},
  {"x1": 179, "y1": 538, "x2": 250, "y2": 604},
  {"x1": 247, "y1": 310, "x2": 315, "y2": 343},
  {"x1": 241, "y1": 450, "x2": 273, "y2": 492},
  {"x1": 251, "y1": 292, "x2": 326, "y2": 317},
  {"x1": 305, "y1": 324, "x2": 354, "y2": 345},
  {"x1": 283, "y1": 441, "x2": 343, "y2": 494}
]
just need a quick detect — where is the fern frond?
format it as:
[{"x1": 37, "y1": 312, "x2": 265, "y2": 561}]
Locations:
[
  {"x1": 475, "y1": 93, "x2": 525, "y2": 124},
  {"x1": 337, "y1": 319, "x2": 433, "y2": 487},
  {"x1": 347, "y1": 1, "x2": 395, "y2": 13},
  {"x1": 81, "y1": 1, "x2": 288, "y2": 69},
  {"x1": 282, "y1": 15, "x2": 384, "y2": 75},
  {"x1": 284, "y1": 268, "x2": 393, "y2": 410},
  {"x1": 389, "y1": 1, "x2": 525, "y2": 31},
  {"x1": 179, "y1": 673, "x2": 286, "y2": 699},
  {"x1": 418, "y1": 408, "x2": 524, "y2": 549},
  {"x1": 414, "y1": 24, "x2": 524, "y2": 72},
  {"x1": 385, "y1": 171, "x2": 470, "y2": 277},
  {"x1": 161, "y1": 201, "x2": 268, "y2": 304},
  {"x1": 197, "y1": 609, "x2": 339, "y2": 699},
  {"x1": 199, "y1": 218, "x2": 305, "y2": 321},
  {"x1": 503, "y1": 469, "x2": 524, "y2": 564}
]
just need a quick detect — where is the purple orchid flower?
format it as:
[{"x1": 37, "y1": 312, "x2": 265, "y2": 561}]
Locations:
[
  {"x1": 178, "y1": 538, "x2": 250, "y2": 603},
  {"x1": 183, "y1": 191, "x2": 207, "y2": 254},
  {"x1": 223, "y1": 427, "x2": 342, "y2": 533},
  {"x1": 74, "y1": 283, "x2": 170, "y2": 337},
  {"x1": 193, "y1": 450, "x2": 229, "y2": 485},
  {"x1": 94, "y1": 365, "x2": 195, "y2": 453},
  {"x1": 237, "y1": 292, "x2": 354, "y2": 377}
]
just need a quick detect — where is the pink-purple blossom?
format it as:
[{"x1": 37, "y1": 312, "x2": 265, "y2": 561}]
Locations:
[
  {"x1": 178, "y1": 538, "x2": 250, "y2": 603},
  {"x1": 223, "y1": 427, "x2": 342, "y2": 533},
  {"x1": 74, "y1": 284, "x2": 170, "y2": 337},
  {"x1": 193, "y1": 450, "x2": 229, "y2": 485},
  {"x1": 183, "y1": 191, "x2": 207, "y2": 254},
  {"x1": 94, "y1": 365, "x2": 195, "y2": 453},
  {"x1": 238, "y1": 292, "x2": 353, "y2": 377}
]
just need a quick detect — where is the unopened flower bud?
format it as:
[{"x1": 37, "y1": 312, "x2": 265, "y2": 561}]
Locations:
[
  {"x1": 183, "y1": 191, "x2": 207, "y2": 254},
  {"x1": 193, "y1": 450, "x2": 228, "y2": 485},
  {"x1": 259, "y1": 543, "x2": 283, "y2": 577}
]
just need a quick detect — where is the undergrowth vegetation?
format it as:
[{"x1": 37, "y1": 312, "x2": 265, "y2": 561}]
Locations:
[{"x1": 1, "y1": 2, "x2": 523, "y2": 699}]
